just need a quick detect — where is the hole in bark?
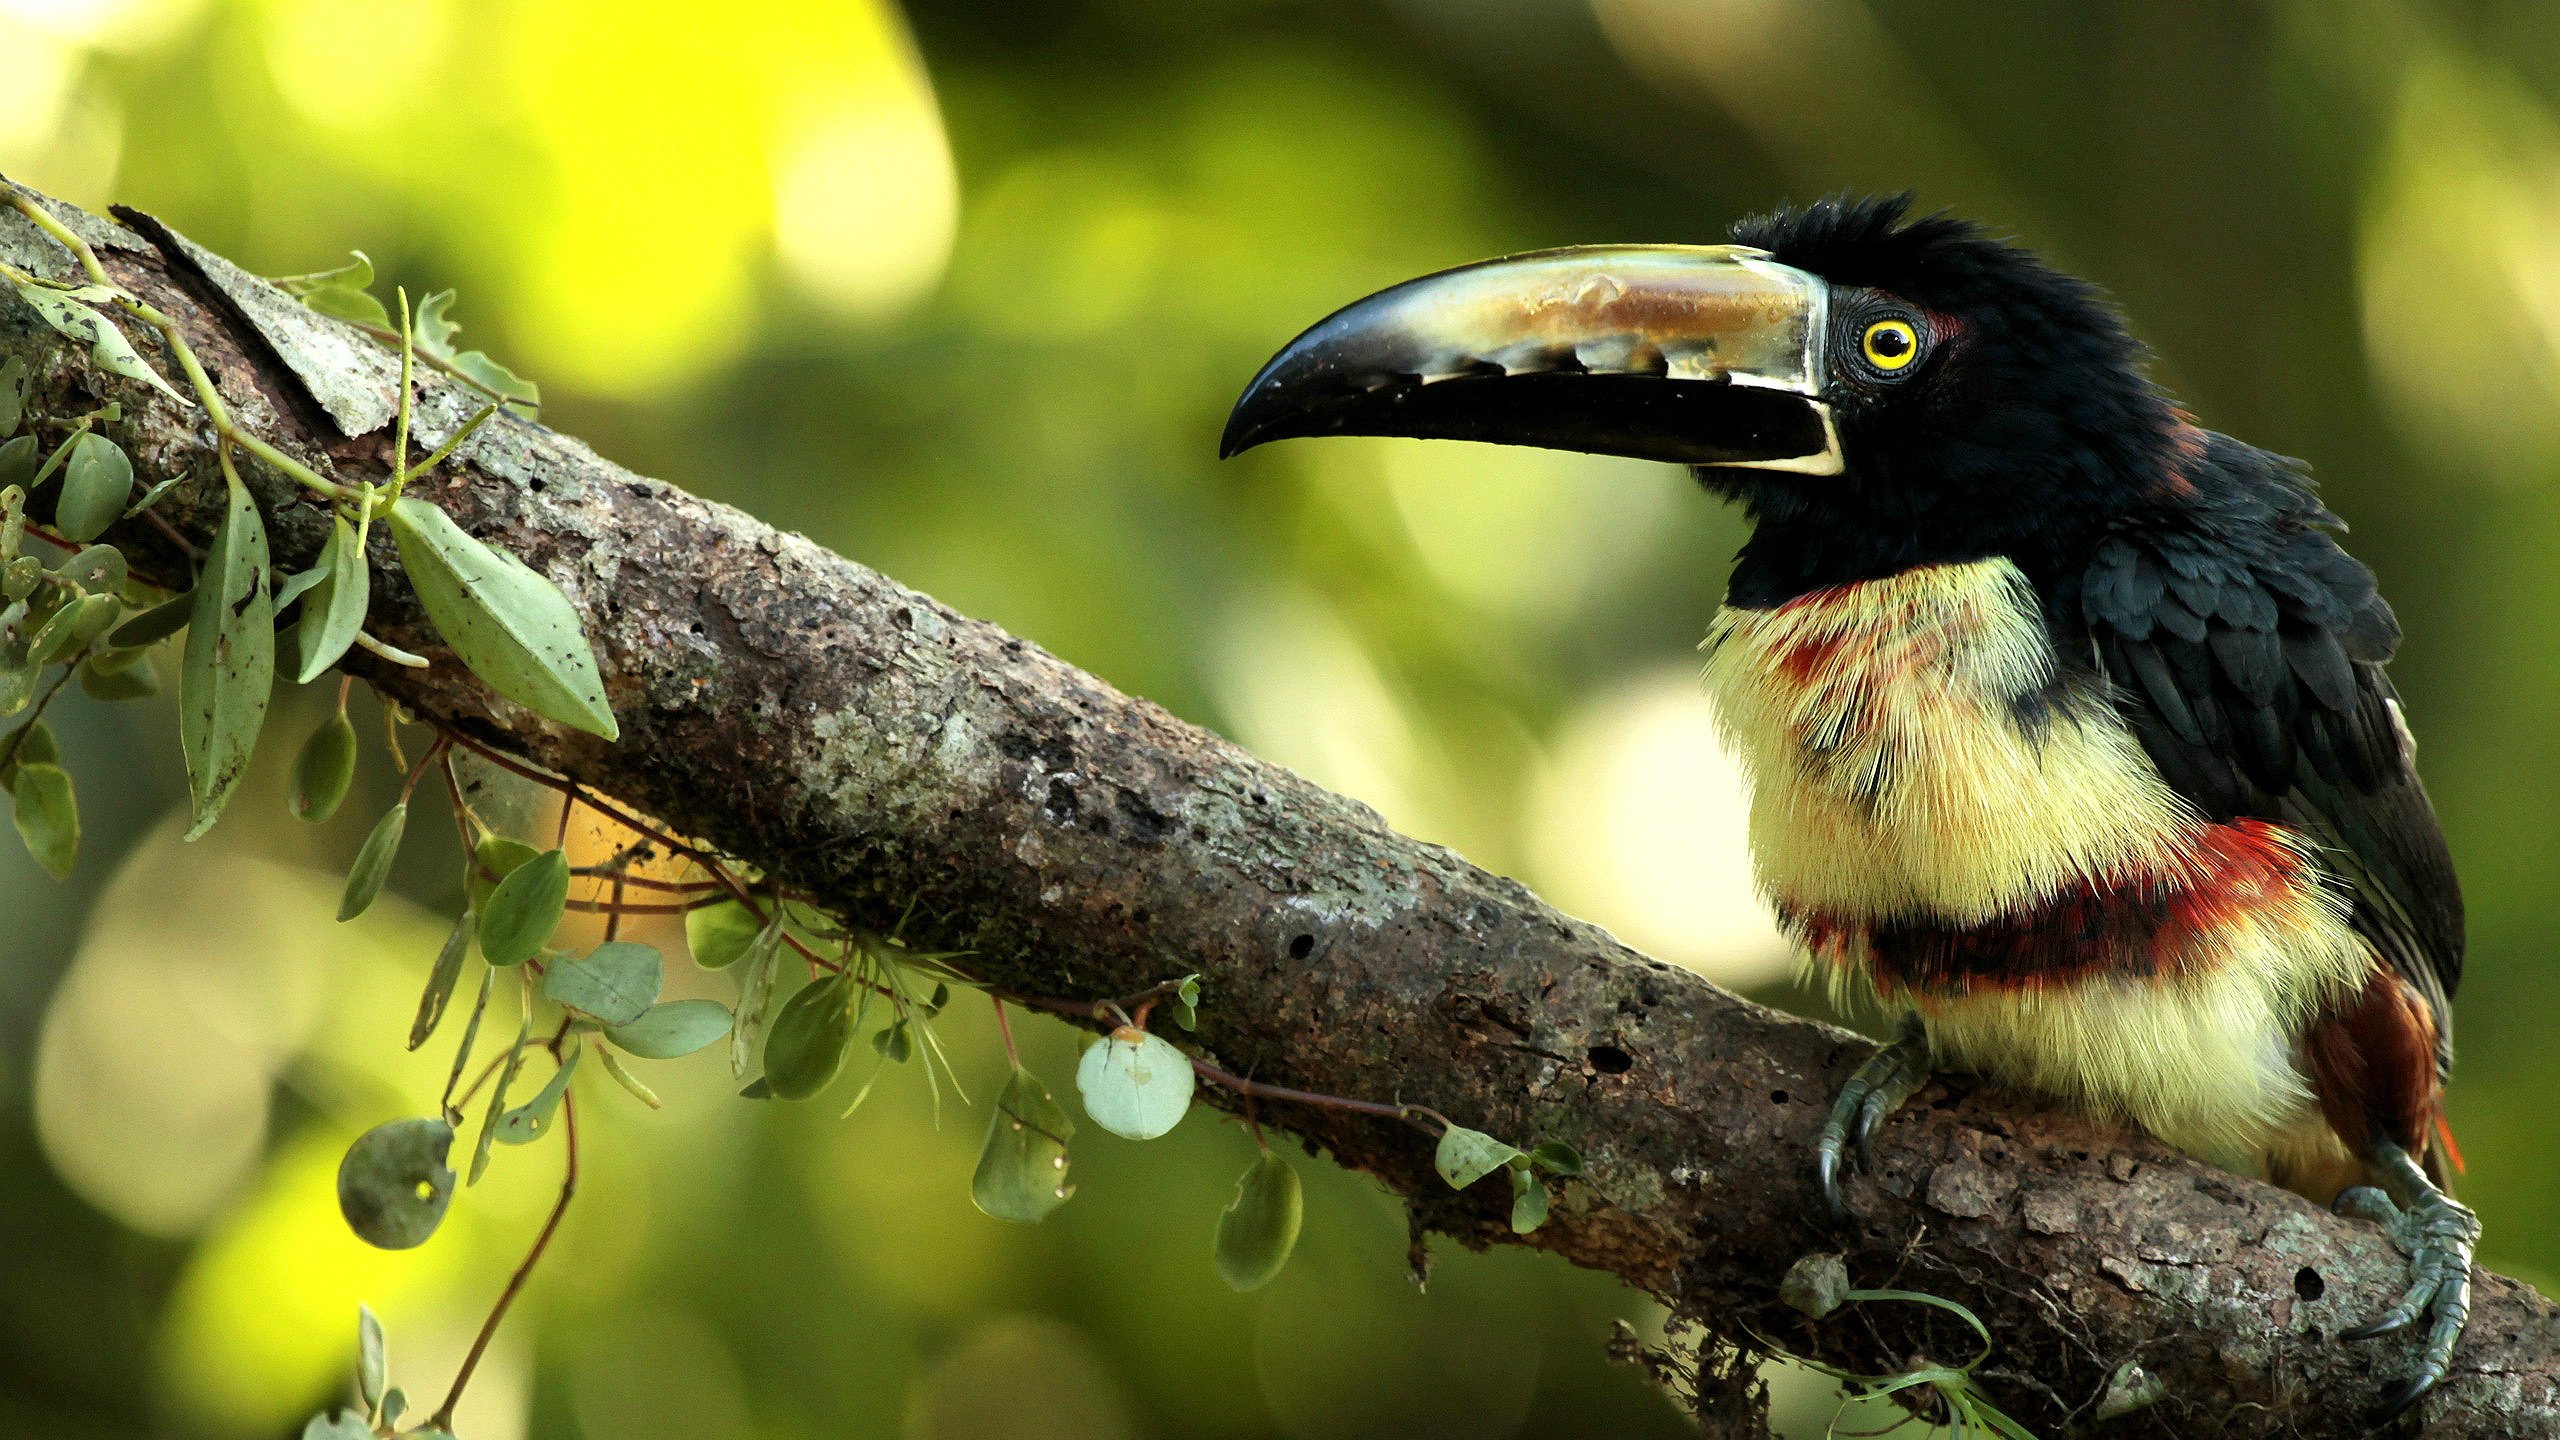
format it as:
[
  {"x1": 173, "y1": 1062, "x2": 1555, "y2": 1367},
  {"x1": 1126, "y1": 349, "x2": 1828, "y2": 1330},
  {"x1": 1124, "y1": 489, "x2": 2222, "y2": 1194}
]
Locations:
[
  {"x1": 1587, "y1": 1045, "x2": 1633, "y2": 1075},
  {"x1": 1769, "y1": 1089, "x2": 1789, "y2": 1104},
  {"x1": 1288, "y1": 934, "x2": 1314, "y2": 959},
  {"x1": 2295, "y1": 1266, "x2": 2325, "y2": 1301}
]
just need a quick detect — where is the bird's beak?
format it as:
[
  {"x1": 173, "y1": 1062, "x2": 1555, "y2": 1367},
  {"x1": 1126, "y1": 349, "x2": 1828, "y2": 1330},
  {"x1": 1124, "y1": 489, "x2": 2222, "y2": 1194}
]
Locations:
[{"x1": 1220, "y1": 245, "x2": 1841, "y2": 474}]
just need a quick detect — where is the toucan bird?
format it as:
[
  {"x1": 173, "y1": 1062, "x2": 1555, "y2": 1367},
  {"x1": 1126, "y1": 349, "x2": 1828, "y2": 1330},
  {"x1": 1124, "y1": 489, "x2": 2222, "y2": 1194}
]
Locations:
[{"x1": 1222, "y1": 195, "x2": 2474, "y2": 1421}]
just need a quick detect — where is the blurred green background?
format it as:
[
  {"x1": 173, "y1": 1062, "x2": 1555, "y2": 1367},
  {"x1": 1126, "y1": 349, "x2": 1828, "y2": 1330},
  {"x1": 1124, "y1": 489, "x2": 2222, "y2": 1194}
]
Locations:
[{"x1": 3, "y1": 0, "x2": 2557, "y2": 1435}]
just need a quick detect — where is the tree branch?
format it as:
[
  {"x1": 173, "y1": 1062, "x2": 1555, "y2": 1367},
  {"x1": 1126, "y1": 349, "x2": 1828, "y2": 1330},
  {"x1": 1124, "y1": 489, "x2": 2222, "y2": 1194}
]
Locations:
[{"x1": 4, "y1": 180, "x2": 2552, "y2": 1438}]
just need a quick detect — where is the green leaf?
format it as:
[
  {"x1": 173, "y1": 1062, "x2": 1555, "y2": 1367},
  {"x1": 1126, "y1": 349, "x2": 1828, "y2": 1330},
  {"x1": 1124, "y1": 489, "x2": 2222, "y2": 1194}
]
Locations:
[
  {"x1": 293, "y1": 513, "x2": 371, "y2": 683},
  {"x1": 11, "y1": 284, "x2": 189, "y2": 407},
  {"x1": 605, "y1": 997, "x2": 732, "y2": 1058},
  {"x1": 470, "y1": 988, "x2": 532, "y2": 1185},
  {"x1": 972, "y1": 1067, "x2": 1075, "y2": 1223},
  {"x1": 303, "y1": 284, "x2": 391, "y2": 329},
  {"x1": 1172, "y1": 973, "x2": 1202, "y2": 1032},
  {"x1": 594, "y1": 1042, "x2": 662, "y2": 1108},
  {"x1": 729, "y1": 912, "x2": 788, "y2": 1080},
  {"x1": 412, "y1": 288, "x2": 462, "y2": 358},
  {"x1": 0, "y1": 356, "x2": 25, "y2": 437},
  {"x1": 540, "y1": 940, "x2": 662, "y2": 1026},
  {"x1": 762, "y1": 973, "x2": 857, "y2": 1100},
  {"x1": 30, "y1": 591, "x2": 116, "y2": 665},
  {"x1": 108, "y1": 587, "x2": 190, "y2": 647},
  {"x1": 356, "y1": 1305, "x2": 386, "y2": 1410},
  {"x1": 10, "y1": 717, "x2": 58, "y2": 769},
  {"x1": 291, "y1": 708, "x2": 358, "y2": 823},
  {"x1": 477, "y1": 846, "x2": 568, "y2": 965},
  {"x1": 467, "y1": 832, "x2": 542, "y2": 913},
  {"x1": 0, "y1": 434, "x2": 36, "y2": 489},
  {"x1": 301, "y1": 1408, "x2": 373, "y2": 1440},
  {"x1": 685, "y1": 898, "x2": 761, "y2": 969},
  {"x1": 179, "y1": 462, "x2": 274, "y2": 838},
  {"x1": 335, "y1": 1115, "x2": 454, "y2": 1249},
  {"x1": 379, "y1": 1389, "x2": 406, "y2": 1430},
  {"x1": 1073, "y1": 1027, "x2": 1195, "y2": 1141},
  {"x1": 52, "y1": 542, "x2": 124, "y2": 594},
  {"x1": 337, "y1": 801, "x2": 408, "y2": 921},
  {"x1": 1215, "y1": 1151, "x2": 1303, "y2": 1291},
  {"x1": 495, "y1": 1044, "x2": 582, "y2": 1144},
  {"x1": 452, "y1": 350, "x2": 540, "y2": 416},
  {"x1": 54, "y1": 433, "x2": 130, "y2": 542},
  {"x1": 386, "y1": 496, "x2": 616, "y2": 740},
  {"x1": 439, "y1": 962, "x2": 497, "y2": 1118},
  {"x1": 1433, "y1": 1126, "x2": 1521, "y2": 1191},
  {"x1": 409, "y1": 912, "x2": 475, "y2": 1051},
  {"x1": 1526, "y1": 1140, "x2": 1585, "y2": 1177},
  {"x1": 277, "y1": 250, "x2": 375, "y2": 295},
  {"x1": 11, "y1": 761, "x2": 77, "y2": 878},
  {"x1": 1507, "y1": 1167, "x2": 1550, "y2": 1234},
  {"x1": 78, "y1": 647, "x2": 158, "y2": 700}
]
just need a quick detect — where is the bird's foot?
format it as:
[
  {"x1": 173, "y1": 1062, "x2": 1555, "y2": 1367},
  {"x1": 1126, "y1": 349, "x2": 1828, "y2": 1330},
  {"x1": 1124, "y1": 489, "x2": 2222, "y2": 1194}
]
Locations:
[
  {"x1": 1816, "y1": 1016, "x2": 1930, "y2": 1223},
  {"x1": 2333, "y1": 1141, "x2": 2479, "y2": 1423}
]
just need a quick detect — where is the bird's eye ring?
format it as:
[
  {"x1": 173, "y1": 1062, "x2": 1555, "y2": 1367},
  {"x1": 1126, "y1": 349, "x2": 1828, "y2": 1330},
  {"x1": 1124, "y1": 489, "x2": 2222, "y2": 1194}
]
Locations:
[{"x1": 1861, "y1": 318, "x2": 1921, "y2": 373}]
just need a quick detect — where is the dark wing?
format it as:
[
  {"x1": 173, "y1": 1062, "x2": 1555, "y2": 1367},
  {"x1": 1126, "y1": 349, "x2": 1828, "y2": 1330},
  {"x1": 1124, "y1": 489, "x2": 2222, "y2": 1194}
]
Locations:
[{"x1": 2077, "y1": 443, "x2": 2463, "y2": 1073}]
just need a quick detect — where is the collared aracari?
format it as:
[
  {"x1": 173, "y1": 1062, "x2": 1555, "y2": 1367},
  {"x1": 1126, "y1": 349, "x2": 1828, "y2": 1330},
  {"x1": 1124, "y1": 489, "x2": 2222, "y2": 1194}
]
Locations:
[{"x1": 1221, "y1": 195, "x2": 2474, "y2": 1419}]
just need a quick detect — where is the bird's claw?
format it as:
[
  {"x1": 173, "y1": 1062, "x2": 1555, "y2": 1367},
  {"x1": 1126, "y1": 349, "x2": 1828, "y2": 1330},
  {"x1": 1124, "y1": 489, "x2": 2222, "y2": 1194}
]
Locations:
[
  {"x1": 2332, "y1": 1148, "x2": 2480, "y2": 1423},
  {"x1": 1816, "y1": 1018, "x2": 1930, "y2": 1222}
]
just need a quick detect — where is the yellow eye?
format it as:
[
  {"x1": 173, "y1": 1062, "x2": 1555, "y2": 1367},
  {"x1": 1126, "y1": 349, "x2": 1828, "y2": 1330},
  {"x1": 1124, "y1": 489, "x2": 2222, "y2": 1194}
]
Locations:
[{"x1": 1861, "y1": 318, "x2": 1920, "y2": 372}]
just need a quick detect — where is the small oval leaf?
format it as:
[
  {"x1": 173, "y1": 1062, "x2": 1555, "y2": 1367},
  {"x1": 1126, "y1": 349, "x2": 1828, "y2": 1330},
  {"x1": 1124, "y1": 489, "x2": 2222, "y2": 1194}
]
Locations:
[
  {"x1": 387, "y1": 496, "x2": 616, "y2": 739},
  {"x1": 30, "y1": 591, "x2": 117, "y2": 666},
  {"x1": 1507, "y1": 1167, "x2": 1550, "y2": 1234},
  {"x1": 336, "y1": 1116, "x2": 455, "y2": 1249},
  {"x1": 973, "y1": 1066, "x2": 1075, "y2": 1223},
  {"x1": 108, "y1": 587, "x2": 191, "y2": 648},
  {"x1": 593, "y1": 1041, "x2": 663, "y2": 1108},
  {"x1": 467, "y1": 832, "x2": 542, "y2": 913},
  {"x1": 291, "y1": 709, "x2": 358, "y2": 823},
  {"x1": 1215, "y1": 1151, "x2": 1304, "y2": 1291},
  {"x1": 78, "y1": 647, "x2": 159, "y2": 701},
  {"x1": 357, "y1": 1306, "x2": 387, "y2": 1410},
  {"x1": 53, "y1": 542, "x2": 125, "y2": 594},
  {"x1": 11, "y1": 760, "x2": 78, "y2": 879},
  {"x1": 54, "y1": 432, "x2": 131, "y2": 542},
  {"x1": 477, "y1": 846, "x2": 568, "y2": 965},
  {"x1": 337, "y1": 801, "x2": 408, "y2": 921},
  {"x1": 1074, "y1": 1027, "x2": 1196, "y2": 1141},
  {"x1": 763, "y1": 973, "x2": 856, "y2": 1100},
  {"x1": 605, "y1": 997, "x2": 732, "y2": 1059},
  {"x1": 540, "y1": 939, "x2": 662, "y2": 1027},
  {"x1": 1433, "y1": 1126, "x2": 1522, "y2": 1191},
  {"x1": 684, "y1": 898, "x2": 760, "y2": 969}
]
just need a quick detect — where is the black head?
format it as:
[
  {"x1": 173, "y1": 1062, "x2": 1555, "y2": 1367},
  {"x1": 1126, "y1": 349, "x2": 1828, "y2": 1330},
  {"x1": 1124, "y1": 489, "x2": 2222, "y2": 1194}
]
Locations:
[{"x1": 1221, "y1": 194, "x2": 2189, "y2": 606}]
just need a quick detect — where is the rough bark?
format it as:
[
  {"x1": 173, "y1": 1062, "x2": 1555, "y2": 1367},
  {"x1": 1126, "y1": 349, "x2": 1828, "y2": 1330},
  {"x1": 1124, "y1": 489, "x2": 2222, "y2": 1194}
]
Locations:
[{"x1": 4, "y1": 181, "x2": 2553, "y2": 1439}]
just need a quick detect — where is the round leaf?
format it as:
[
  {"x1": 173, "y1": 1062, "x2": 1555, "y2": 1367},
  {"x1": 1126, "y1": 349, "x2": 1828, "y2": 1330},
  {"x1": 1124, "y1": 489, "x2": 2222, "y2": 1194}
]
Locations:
[
  {"x1": 604, "y1": 998, "x2": 732, "y2": 1059},
  {"x1": 762, "y1": 974, "x2": 856, "y2": 1100},
  {"x1": 477, "y1": 846, "x2": 568, "y2": 965},
  {"x1": 78, "y1": 647, "x2": 158, "y2": 700},
  {"x1": 54, "y1": 432, "x2": 131, "y2": 542},
  {"x1": 1508, "y1": 1167, "x2": 1550, "y2": 1234},
  {"x1": 336, "y1": 801, "x2": 407, "y2": 921},
  {"x1": 1433, "y1": 1125, "x2": 1521, "y2": 1191},
  {"x1": 1214, "y1": 1151, "x2": 1303, "y2": 1291},
  {"x1": 1074, "y1": 1026, "x2": 1195, "y2": 1140},
  {"x1": 540, "y1": 940, "x2": 663, "y2": 1026},
  {"x1": 336, "y1": 1116, "x2": 455, "y2": 1249},
  {"x1": 53, "y1": 542, "x2": 124, "y2": 594},
  {"x1": 684, "y1": 898, "x2": 760, "y2": 969},
  {"x1": 972, "y1": 1067, "x2": 1075, "y2": 1223},
  {"x1": 291, "y1": 709, "x2": 357, "y2": 823}
]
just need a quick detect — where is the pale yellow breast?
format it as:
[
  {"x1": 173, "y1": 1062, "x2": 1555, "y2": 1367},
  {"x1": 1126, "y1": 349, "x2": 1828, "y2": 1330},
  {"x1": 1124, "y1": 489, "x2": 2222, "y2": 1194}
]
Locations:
[{"x1": 1701, "y1": 558, "x2": 2191, "y2": 924}]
